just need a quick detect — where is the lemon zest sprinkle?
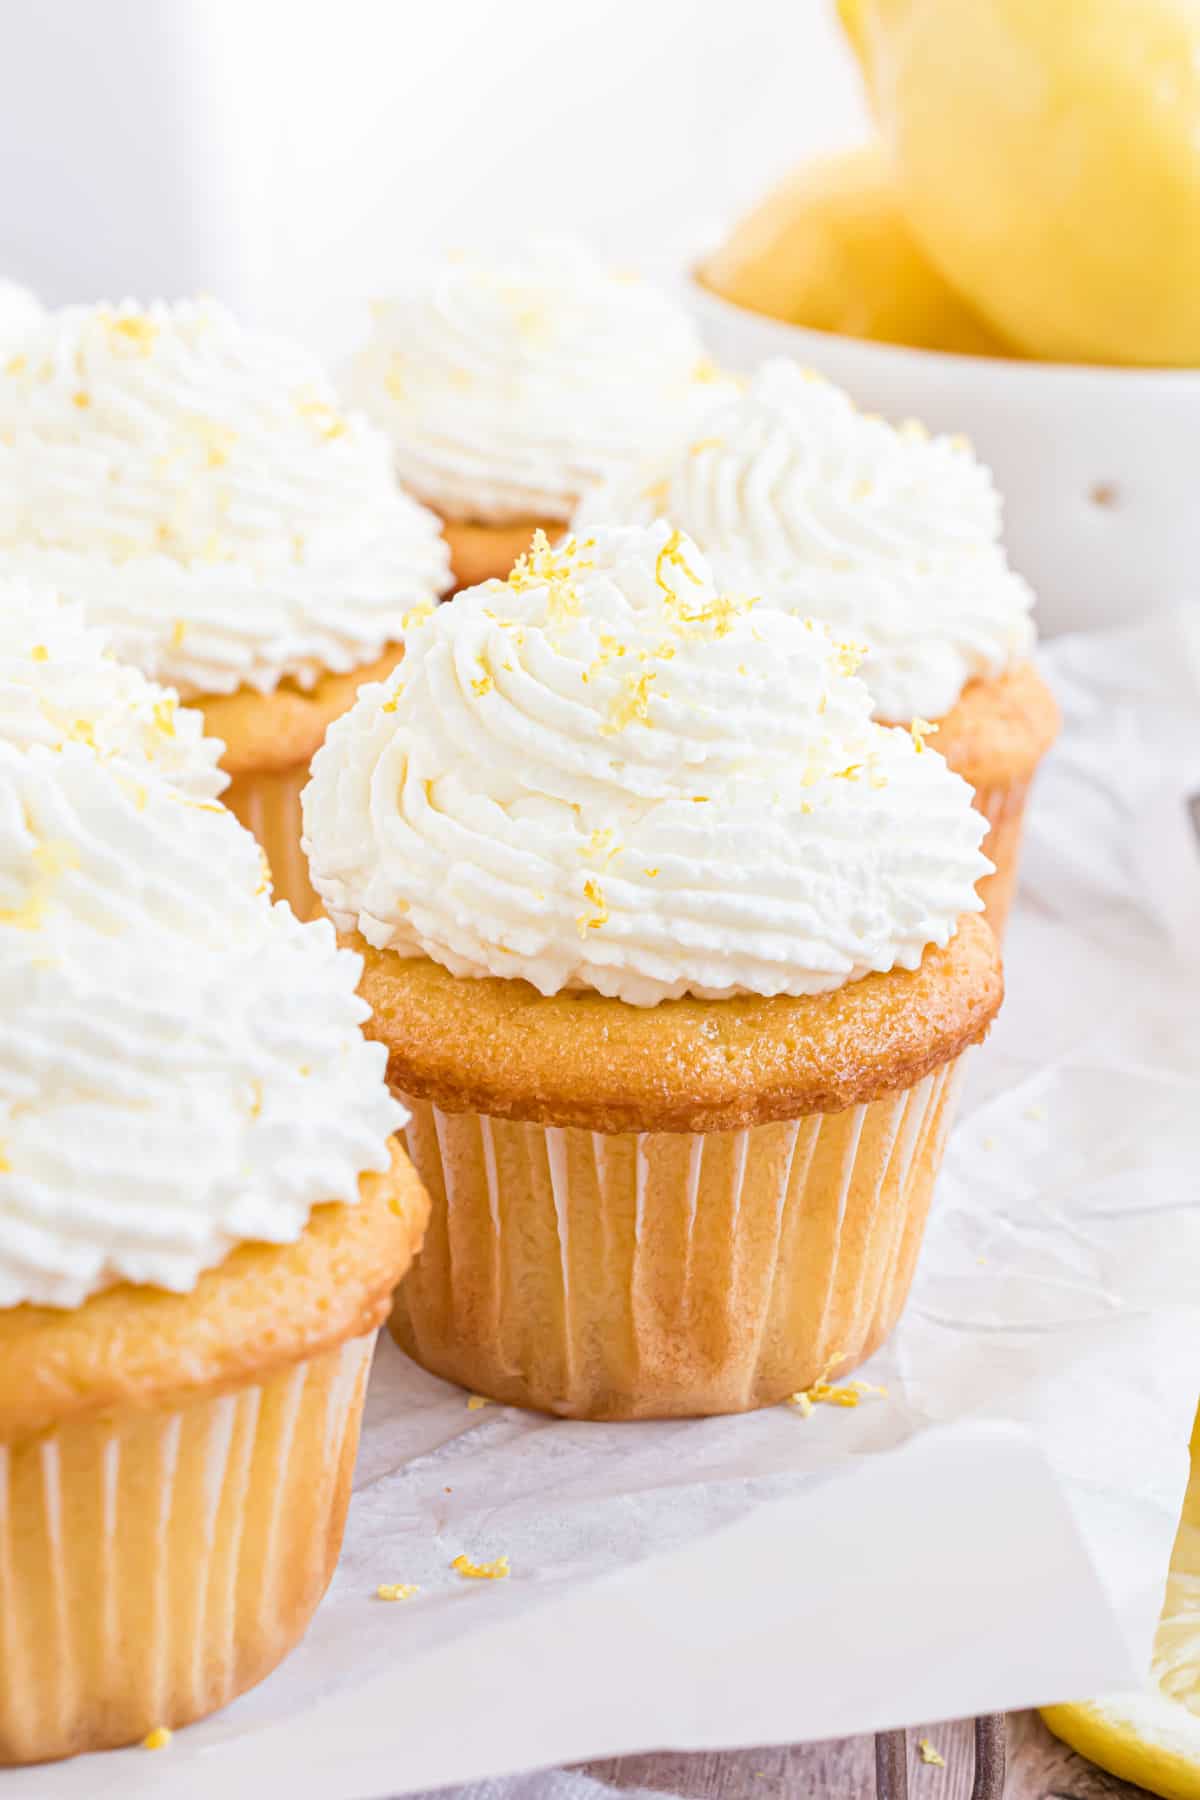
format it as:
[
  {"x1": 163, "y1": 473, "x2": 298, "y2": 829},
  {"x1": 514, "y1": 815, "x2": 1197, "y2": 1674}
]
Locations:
[
  {"x1": 918, "y1": 1740, "x2": 946, "y2": 1768},
  {"x1": 152, "y1": 697, "x2": 177, "y2": 736},
  {"x1": 466, "y1": 1394, "x2": 492, "y2": 1411},
  {"x1": 910, "y1": 716, "x2": 939, "y2": 754},
  {"x1": 451, "y1": 1552, "x2": 509, "y2": 1581},
  {"x1": 110, "y1": 314, "x2": 159, "y2": 354},
  {"x1": 584, "y1": 828, "x2": 620, "y2": 866},
  {"x1": 142, "y1": 1727, "x2": 172, "y2": 1751},
  {"x1": 377, "y1": 1583, "x2": 419, "y2": 1602},
  {"x1": 834, "y1": 640, "x2": 868, "y2": 677},
  {"x1": 296, "y1": 393, "x2": 347, "y2": 440},
  {"x1": 787, "y1": 1353, "x2": 888, "y2": 1416},
  {"x1": 577, "y1": 877, "x2": 608, "y2": 936},
  {"x1": 654, "y1": 528, "x2": 703, "y2": 601},
  {"x1": 603, "y1": 667, "x2": 657, "y2": 735}
]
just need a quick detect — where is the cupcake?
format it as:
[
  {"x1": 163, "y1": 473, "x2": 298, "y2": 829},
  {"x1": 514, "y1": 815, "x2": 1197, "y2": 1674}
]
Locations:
[
  {"x1": 0, "y1": 736, "x2": 426, "y2": 1764},
  {"x1": 574, "y1": 360, "x2": 1059, "y2": 932},
  {"x1": 0, "y1": 298, "x2": 452, "y2": 916},
  {"x1": 303, "y1": 523, "x2": 1001, "y2": 1420},
  {"x1": 346, "y1": 239, "x2": 736, "y2": 589}
]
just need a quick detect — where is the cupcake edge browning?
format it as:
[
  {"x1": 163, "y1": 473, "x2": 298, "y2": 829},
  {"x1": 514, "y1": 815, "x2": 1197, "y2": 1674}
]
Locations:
[
  {"x1": 353, "y1": 913, "x2": 1002, "y2": 1135},
  {"x1": 0, "y1": 1140, "x2": 428, "y2": 1446}
]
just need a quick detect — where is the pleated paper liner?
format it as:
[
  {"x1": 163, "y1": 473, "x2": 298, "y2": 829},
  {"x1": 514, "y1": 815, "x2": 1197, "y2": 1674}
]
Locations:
[
  {"x1": 0, "y1": 1332, "x2": 375, "y2": 1766},
  {"x1": 972, "y1": 777, "x2": 1032, "y2": 937},
  {"x1": 392, "y1": 1057, "x2": 966, "y2": 1420}
]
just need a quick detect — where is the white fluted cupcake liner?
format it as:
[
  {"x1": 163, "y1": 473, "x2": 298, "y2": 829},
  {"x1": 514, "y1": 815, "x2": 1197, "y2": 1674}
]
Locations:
[
  {"x1": 391, "y1": 1059, "x2": 967, "y2": 1419},
  {"x1": 972, "y1": 777, "x2": 1033, "y2": 935},
  {"x1": 0, "y1": 1332, "x2": 375, "y2": 1766}
]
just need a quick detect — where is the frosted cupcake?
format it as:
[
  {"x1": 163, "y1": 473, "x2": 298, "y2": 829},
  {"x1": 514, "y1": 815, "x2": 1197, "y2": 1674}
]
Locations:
[
  {"x1": 0, "y1": 741, "x2": 427, "y2": 1764},
  {"x1": 346, "y1": 240, "x2": 735, "y2": 589},
  {"x1": 0, "y1": 576, "x2": 226, "y2": 796},
  {"x1": 0, "y1": 298, "x2": 452, "y2": 915},
  {"x1": 575, "y1": 360, "x2": 1059, "y2": 932},
  {"x1": 304, "y1": 523, "x2": 1001, "y2": 1420}
]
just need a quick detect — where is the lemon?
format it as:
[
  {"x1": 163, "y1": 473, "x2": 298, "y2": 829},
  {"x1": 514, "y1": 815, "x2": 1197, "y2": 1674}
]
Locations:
[
  {"x1": 840, "y1": 0, "x2": 1200, "y2": 367},
  {"x1": 1041, "y1": 1406, "x2": 1200, "y2": 1799},
  {"x1": 698, "y1": 145, "x2": 1008, "y2": 355}
]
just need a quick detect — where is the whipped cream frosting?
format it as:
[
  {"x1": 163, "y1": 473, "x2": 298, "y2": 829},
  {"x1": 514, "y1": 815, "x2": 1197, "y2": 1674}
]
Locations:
[
  {"x1": 0, "y1": 577, "x2": 227, "y2": 798},
  {"x1": 0, "y1": 280, "x2": 41, "y2": 349},
  {"x1": 347, "y1": 239, "x2": 738, "y2": 526},
  {"x1": 574, "y1": 360, "x2": 1035, "y2": 723},
  {"x1": 0, "y1": 741, "x2": 405, "y2": 1309},
  {"x1": 0, "y1": 298, "x2": 452, "y2": 698},
  {"x1": 304, "y1": 523, "x2": 990, "y2": 1006}
]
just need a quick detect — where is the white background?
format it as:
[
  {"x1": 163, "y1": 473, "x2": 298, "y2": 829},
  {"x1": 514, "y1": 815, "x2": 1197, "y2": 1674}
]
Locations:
[{"x1": 0, "y1": 0, "x2": 867, "y2": 343}]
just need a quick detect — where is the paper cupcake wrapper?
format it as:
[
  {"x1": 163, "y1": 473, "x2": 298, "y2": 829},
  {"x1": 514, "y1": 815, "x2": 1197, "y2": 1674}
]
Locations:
[
  {"x1": 0, "y1": 1332, "x2": 375, "y2": 1766},
  {"x1": 220, "y1": 761, "x2": 320, "y2": 921},
  {"x1": 972, "y1": 777, "x2": 1032, "y2": 937},
  {"x1": 392, "y1": 1059, "x2": 967, "y2": 1420}
]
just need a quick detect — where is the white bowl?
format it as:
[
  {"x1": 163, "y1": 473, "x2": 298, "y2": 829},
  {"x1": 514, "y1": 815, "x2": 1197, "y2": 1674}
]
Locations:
[{"x1": 689, "y1": 278, "x2": 1200, "y2": 638}]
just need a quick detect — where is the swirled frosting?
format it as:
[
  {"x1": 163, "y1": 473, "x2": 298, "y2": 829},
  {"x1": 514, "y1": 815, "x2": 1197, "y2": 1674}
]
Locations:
[
  {"x1": 0, "y1": 298, "x2": 451, "y2": 698},
  {"x1": 574, "y1": 360, "x2": 1035, "y2": 722},
  {"x1": 303, "y1": 523, "x2": 989, "y2": 1006},
  {"x1": 0, "y1": 741, "x2": 405, "y2": 1308},
  {"x1": 346, "y1": 240, "x2": 738, "y2": 526},
  {"x1": 0, "y1": 280, "x2": 41, "y2": 349},
  {"x1": 0, "y1": 577, "x2": 227, "y2": 798}
]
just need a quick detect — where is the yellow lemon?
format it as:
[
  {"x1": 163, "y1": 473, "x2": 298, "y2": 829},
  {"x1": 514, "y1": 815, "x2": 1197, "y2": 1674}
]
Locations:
[
  {"x1": 1041, "y1": 1405, "x2": 1200, "y2": 1799},
  {"x1": 840, "y1": 0, "x2": 1200, "y2": 367},
  {"x1": 698, "y1": 144, "x2": 1008, "y2": 355}
]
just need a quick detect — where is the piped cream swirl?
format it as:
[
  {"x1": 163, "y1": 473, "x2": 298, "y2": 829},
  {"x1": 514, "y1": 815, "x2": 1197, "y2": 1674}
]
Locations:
[
  {"x1": 0, "y1": 578, "x2": 227, "y2": 797},
  {"x1": 0, "y1": 280, "x2": 41, "y2": 350},
  {"x1": 346, "y1": 240, "x2": 737, "y2": 526},
  {"x1": 574, "y1": 360, "x2": 1035, "y2": 722},
  {"x1": 0, "y1": 298, "x2": 451, "y2": 698},
  {"x1": 0, "y1": 742, "x2": 405, "y2": 1308},
  {"x1": 304, "y1": 523, "x2": 990, "y2": 1005}
]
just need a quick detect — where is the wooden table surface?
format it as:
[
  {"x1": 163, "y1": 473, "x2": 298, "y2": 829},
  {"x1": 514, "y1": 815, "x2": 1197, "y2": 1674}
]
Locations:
[{"x1": 583, "y1": 1710, "x2": 1149, "y2": 1800}]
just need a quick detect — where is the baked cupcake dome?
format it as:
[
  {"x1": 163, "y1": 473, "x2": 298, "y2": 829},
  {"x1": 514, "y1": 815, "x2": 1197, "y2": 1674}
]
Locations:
[
  {"x1": 0, "y1": 739, "x2": 426, "y2": 1763},
  {"x1": 304, "y1": 523, "x2": 1001, "y2": 1418},
  {"x1": 346, "y1": 239, "x2": 736, "y2": 587},
  {"x1": 0, "y1": 297, "x2": 452, "y2": 914},
  {"x1": 574, "y1": 359, "x2": 1059, "y2": 931}
]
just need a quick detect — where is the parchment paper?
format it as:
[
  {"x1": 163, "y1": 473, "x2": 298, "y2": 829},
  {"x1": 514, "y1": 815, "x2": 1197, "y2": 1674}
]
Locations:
[{"x1": 13, "y1": 610, "x2": 1200, "y2": 1800}]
